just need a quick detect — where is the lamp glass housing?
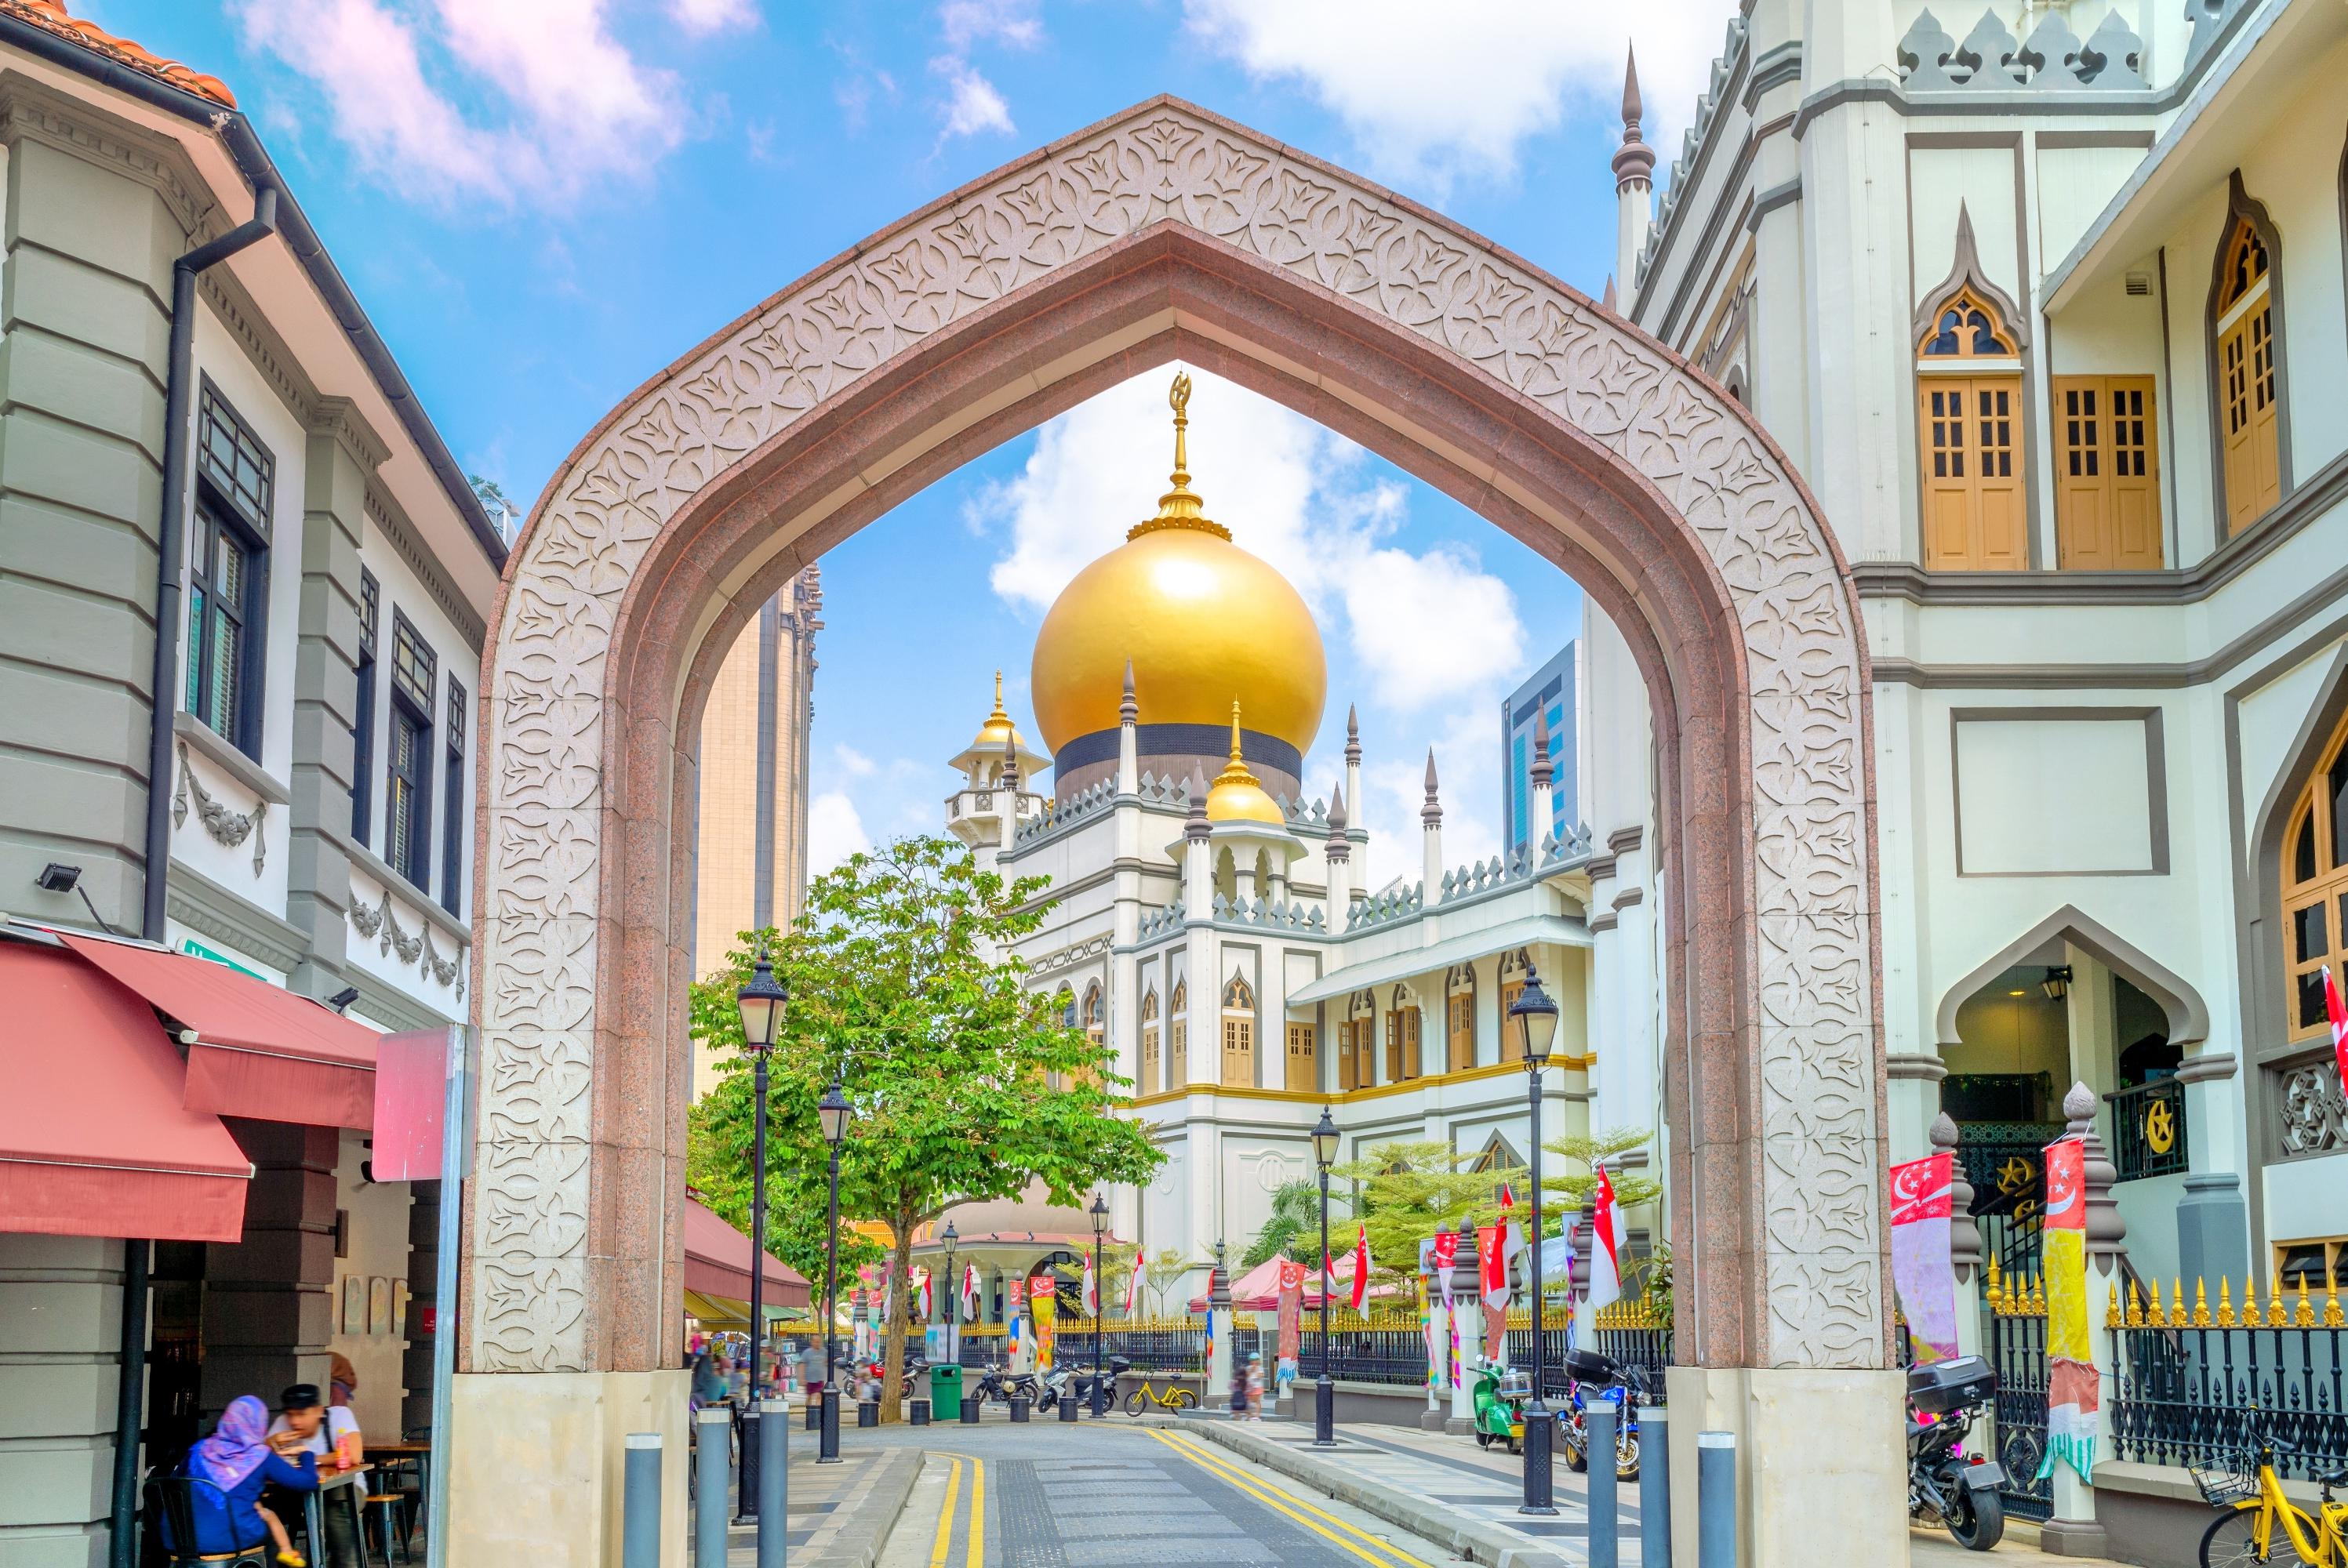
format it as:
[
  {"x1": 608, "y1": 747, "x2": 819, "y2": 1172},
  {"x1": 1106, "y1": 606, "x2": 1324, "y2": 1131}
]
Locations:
[
  {"x1": 1310, "y1": 1107, "x2": 1339, "y2": 1171},
  {"x1": 736, "y1": 956, "x2": 788, "y2": 1050},
  {"x1": 1508, "y1": 967, "x2": 1561, "y2": 1064},
  {"x1": 1089, "y1": 1192, "x2": 1109, "y2": 1237},
  {"x1": 818, "y1": 1080, "x2": 850, "y2": 1145}
]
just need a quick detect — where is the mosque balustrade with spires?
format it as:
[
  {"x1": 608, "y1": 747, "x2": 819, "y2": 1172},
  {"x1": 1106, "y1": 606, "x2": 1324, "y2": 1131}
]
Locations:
[{"x1": 1007, "y1": 769, "x2": 1202, "y2": 851}]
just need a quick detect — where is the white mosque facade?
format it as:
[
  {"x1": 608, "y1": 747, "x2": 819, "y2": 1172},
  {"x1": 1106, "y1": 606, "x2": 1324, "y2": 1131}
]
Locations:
[{"x1": 928, "y1": 378, "x2": 1666, "y2": 1310}]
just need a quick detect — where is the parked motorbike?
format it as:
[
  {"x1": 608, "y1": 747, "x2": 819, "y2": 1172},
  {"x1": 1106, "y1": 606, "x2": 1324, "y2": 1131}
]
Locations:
[
  {"x1": 1468, "y1": 1359, "x2": 1532, "y2": 1454},
  {"x1": 1906, "y1": 1356, "x2": 2007, "y2": 1552},
  {"x1": 974, "y1": 1364, "x2": 1038, "y2": 1406},
  {"x1": 1040, "y1": 1356, "x2": 1131, "y2": 1414},
  {"x1": 1559, "y1": 1348, "x2": 1643, "y2": 1481}
]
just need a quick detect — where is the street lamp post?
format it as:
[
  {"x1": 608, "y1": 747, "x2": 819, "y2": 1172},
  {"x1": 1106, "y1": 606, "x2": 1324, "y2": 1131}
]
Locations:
[
  {"x1": 817, "y1": 1077, "x2": 852, "y2": 1463},
  {"x1": 1508, "y1": 964, "x2": 1562, "y2": 1515},
  {"x1": 942, "y1": 1218, "x2": 959, "y2": 1344},
  {"x1": 1089, "y1": 1193, "x2": 1110, "y2": 1416},
  {"x1": 733, "y1": 952, "x2": 787, "y2": 1520},
  {"x1": 1310, "y1": 1106, "x2": 1339, "y2": 1446}
]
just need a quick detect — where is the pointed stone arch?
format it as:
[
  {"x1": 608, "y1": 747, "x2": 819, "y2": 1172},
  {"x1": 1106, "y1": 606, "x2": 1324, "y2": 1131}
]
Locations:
[
  {"x1": 463, "y1": 99, "x2": 1886, "y2": 1541},
  {"x1": 1932, "y1": 903, "x2": 2212, "y2": 1051}
]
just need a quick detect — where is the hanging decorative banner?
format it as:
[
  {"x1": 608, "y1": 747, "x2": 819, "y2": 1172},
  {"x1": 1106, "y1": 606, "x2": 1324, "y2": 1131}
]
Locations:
[
  {"x1": 1430, "y1": 1229, "x2": 1460, "y2": 1309},
  {"x1": 1421, "y1": 1278, "x2": 1441, "y2": 1393},
  {"x1": 1008, "y1": 1277, "x2": 1026, "y2": 1310},
  {"x1": 1033, "y1": 1281, "x2": 1056, "y2": 1375},
  {"x1": 1888, "y1": 1151, "x2": 1959, "y2": 1364},
  {"x1": 2038, "y1": 1136, "x2": 2098, "y2": 1483},
  {"x1": 1277, "y1": 1260, "x2": 1304, "y2": 1363},
  {"x1": 963, "y1": 1262, "x2": 980, "y2": 1319}
]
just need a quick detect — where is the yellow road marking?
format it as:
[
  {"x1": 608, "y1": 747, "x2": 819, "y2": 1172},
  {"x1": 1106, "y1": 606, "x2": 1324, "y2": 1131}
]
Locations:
[
  {"x1": 966, "y1": 1455, "x2": 986, "y2": 1566},
  {"x1": 1147, "y1": 1428, "x2": 1434, "y2": 1568},
  {"x1": 928, "y1": 1457, "x2": 963, "y2": 1566}
]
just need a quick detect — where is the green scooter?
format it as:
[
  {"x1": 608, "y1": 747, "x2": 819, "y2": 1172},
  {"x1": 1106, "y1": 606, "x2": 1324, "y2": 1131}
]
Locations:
[{"x1": 1468, "y1": 1359, "x2": 1532, "y2": 1454}]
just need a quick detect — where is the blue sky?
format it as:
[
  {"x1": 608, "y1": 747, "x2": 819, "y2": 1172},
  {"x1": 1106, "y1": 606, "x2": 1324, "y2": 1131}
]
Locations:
[{"x1": 96, "y1": 0, "x2": 1737, "y2": 889}]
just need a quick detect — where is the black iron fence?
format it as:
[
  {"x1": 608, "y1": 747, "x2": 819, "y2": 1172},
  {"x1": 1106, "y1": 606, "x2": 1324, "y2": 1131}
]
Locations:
[
  {"x1": 2110, "y1": 1281, "x2": 2348, "y2": 1483},
  {"x1": 1985, "y1": 1266, "x2": 2053, "y2": 1523},
  {"x1": 2105, "y1": 1080, "x2": 2189, "y2": 1183}
]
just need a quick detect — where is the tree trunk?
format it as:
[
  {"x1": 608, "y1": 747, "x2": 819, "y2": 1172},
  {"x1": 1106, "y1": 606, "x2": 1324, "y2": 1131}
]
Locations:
[{"x1": 881, "y1": 1214, "x2": 916, "y2": 1424}]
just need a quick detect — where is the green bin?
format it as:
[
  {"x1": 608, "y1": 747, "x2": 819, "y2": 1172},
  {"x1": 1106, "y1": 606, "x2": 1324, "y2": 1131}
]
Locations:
[{"x1": 929, "y1": 1361, "x2": 963, "y2": 1411}]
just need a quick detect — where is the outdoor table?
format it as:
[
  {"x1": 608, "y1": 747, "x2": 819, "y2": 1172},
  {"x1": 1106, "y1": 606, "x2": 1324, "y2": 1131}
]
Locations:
[
  {"x1": 302, "y1": 1461, "x2": 373, "y2": 1568},
  {"x1": 369, "y1": 1443, "x2": 431, "y2": 1552}
]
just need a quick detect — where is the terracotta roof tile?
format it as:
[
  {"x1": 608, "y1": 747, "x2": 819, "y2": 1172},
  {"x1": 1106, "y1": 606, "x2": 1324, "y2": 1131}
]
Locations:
[{"x1": 1, "y1": 0, "x2": 236, "y2": 108}]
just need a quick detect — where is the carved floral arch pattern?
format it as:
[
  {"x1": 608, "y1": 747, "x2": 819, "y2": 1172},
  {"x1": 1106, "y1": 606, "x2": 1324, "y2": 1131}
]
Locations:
[{"x1": 468, "y1": 97, "x2": 1882, "y2": 1379}]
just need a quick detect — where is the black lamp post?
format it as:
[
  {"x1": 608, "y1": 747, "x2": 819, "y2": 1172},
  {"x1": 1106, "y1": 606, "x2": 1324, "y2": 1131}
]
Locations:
[
  {"x1": 733, "y1": 952, "x2": 787, "y2": 1519},
  {"x1": 943, "y1": 1219, "x2": 959, "y2": 1345},
  {"x1": 1089, "y1": 1194, "x2": 1110, "y2": 1414},
  {"x1": 1310, "y1": 1105, "x2": 1339, "y2": 1446},
  {"x1": 817, "y1": 1076, "x2": 851, "y2": 1463},
  {"x1": 1508, "y1": 964, "x2": 1562, "y2": 1515}
]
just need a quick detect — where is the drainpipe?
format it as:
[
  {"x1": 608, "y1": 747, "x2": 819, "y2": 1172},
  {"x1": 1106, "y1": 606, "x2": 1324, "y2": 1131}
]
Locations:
[
  {"x1": 141, "y1": 183, "x2": 280, "y2": 944},
  {"x1": 114, "y1": 183, "x2": 280, "y2": 1568}
]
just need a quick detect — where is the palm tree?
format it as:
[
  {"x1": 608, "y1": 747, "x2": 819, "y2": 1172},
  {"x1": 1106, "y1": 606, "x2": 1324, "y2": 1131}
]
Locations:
[{"x1": 1239, "y1": 1179, "x2": 1337, "y2": 1270}]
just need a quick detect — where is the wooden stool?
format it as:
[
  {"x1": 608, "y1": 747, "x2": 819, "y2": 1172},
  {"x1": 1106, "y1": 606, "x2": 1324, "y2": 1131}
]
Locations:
[{"x1": 362, "y1": 1494, "x2": 407, "y2": 1565}]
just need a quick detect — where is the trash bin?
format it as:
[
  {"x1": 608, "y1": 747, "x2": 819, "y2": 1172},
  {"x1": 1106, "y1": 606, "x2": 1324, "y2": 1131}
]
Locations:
[
  {"x1": 961, "y1": 1393, "x2": 981, "y2": 1425},
  {"x1": 857, "y1": 1399, "x2": 878, "y2": 1428},
  {"x1": 1058, "y1": 1388, "x2": 1078, "y2": 1422},
  {"x1": 909, "y1": 1398, "x2": 930, "y2": 1426},
  {"x1": 1009, "y1": 1396, "x2": 1030, "y2": 1423},
  {"x1": 929, "y1": 1363, "x2": 963, "y2": 1417}
]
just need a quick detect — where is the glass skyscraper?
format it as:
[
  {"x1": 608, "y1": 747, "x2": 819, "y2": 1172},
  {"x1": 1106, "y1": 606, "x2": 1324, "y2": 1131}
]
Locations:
[{"x1": 1501, "y1": 641, "x2": 1578, "y2": 854}]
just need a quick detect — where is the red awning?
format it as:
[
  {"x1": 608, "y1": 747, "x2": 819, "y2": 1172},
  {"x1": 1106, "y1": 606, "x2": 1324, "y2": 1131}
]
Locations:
[
  {"x1": 684, "y1": 1197, "x2": 809, "y2": 1308},
  {"x1": 59, "y1": 933, "x2": 380, "y2": 1129},
  {"x1": 0, "y1": 943, "x2": 251, "y2": 1242}
]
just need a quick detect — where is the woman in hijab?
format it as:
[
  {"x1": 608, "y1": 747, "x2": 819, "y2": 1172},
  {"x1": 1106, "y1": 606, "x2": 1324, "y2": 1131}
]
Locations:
[
  {"x1": 178, "y1": 1394, "x2": 318, "y2": 1563},
  {"x1": 327, "y1": 1353, "x2": 358, "y2": 1411}
]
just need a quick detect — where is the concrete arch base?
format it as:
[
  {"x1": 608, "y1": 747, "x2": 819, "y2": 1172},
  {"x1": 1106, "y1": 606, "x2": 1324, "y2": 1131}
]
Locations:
[{"x1": 1667, "y1": 1367, "x2": 1909, "y2": 1565}]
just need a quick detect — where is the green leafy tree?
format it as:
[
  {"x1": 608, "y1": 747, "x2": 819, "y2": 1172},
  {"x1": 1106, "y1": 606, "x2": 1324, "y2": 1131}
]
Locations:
[
  {"x1": 1141, "y1": 1248, "x2": 1190, "y2": 1317},
  {"x1": 1333, "y1": 1140, "x2": 1526, "y2": 1285},
  {"x1": 1542, "y1": 1127, "x2": 1663, "y2": 1214},
  {"x1": 687, "y1": 836, "x2": 1163, "y2": 1421},
  {"x1": 1239, "y1": 1179, "x2": 1344, "y2": 1269}
]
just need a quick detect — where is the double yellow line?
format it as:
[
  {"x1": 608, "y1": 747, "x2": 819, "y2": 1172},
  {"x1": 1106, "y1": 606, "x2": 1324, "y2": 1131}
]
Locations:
[
  {"x1": 925, "y1": 1453, "x2": 987, "y2": 1566},
  {"x1": 1147, "y1": 1428, "x2": 1434, "y2": 1568}
]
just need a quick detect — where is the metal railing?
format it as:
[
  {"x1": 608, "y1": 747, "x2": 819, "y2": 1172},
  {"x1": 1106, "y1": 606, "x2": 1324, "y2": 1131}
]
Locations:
[
  {"x1": 2104, "y1": 1079, "x2": 2189, "y2": 1182},
  {"x1": 2110, "y1": 1276, "x2": 2348, "y2": 1483}
]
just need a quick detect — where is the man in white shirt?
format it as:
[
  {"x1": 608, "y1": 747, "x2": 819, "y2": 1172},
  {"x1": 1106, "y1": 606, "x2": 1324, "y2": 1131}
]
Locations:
[{"x1": 266, "y1": 1384, "x2": 362, "y2": 1566}]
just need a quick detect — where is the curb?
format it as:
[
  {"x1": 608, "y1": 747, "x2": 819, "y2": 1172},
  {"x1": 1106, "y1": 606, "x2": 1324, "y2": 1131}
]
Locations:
[
  {"x1": 795, "y1": 1446, "x2": 924, "y2": 1568},
  {"x1": 1155, "y1": 1417, "x2": 1576, "y2": 1568}
]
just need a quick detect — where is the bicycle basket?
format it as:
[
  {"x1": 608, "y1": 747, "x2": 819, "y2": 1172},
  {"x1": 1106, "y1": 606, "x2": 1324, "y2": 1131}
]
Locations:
[{"x1": 2189, "y1": 1465, "x2": 2259, "y2": 1508}]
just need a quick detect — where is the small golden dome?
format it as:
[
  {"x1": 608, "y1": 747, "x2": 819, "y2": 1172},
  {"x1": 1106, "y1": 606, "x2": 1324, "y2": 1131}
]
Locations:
[
  {"x1": 967, "y1": 670, "x2": 1024, "y2": 752},
  {"x1": 1205, "y1": 703, "x2": 1287, "y2": 826},
  {"x1": 1030, "y1": 375, "x2": 1326, "y2": 756}
]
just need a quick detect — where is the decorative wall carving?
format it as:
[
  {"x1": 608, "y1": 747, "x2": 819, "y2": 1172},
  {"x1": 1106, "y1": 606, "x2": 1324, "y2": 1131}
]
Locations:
[
  {"x1": 173, "y1": 740, "x2": 266, "y2": 875},
  {"x1": 1895, "y1": 7, "x2": 2147, "y2": 92},
  {"x1": 350, "y1": 883, "x2": 467, "y2": 1001},
  {"x1": 474, "y1": 100, "x2": 1881, "y2": 1374}
]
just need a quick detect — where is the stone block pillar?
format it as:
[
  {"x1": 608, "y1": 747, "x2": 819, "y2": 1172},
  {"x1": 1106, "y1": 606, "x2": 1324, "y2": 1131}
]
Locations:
[
  {"x1": 0, "y1": 1234, "x2": 126, "y2": 1568},
  {"x1": 202, "y1": 1121, "x2": 338, "y2": 1410}
]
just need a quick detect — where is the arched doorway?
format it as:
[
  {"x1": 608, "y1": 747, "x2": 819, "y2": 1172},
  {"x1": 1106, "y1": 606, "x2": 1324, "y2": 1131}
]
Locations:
[{"x1": 457, "y1": 98, "x2": 1890, "y2": 1563}]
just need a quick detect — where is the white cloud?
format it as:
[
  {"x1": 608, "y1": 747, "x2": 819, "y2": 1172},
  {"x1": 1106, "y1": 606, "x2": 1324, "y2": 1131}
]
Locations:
[
  {"x1": 669, "y1": 0, "x2": 758, "y2": 35},
  {"x1": 832, "y1": 744, "x2": 878, "y2": 779},
  {"x1": 1342, "y1": 706, "x2": 1506, "y2": 895},
  {"x1": 972, "y1": 365, "x2": 1525, "y2": 715},
  {"x1": 806, "y1": 790, "x2": 871, "y2": 874},
  {"x1": 932, "y1": 57, "x2": 1014, "y2": 140},
  {"x1": 940, "y1": 0, "x2": 1041, "y2": 49},
  {"x1": 231, "y1": 0, "x2": 688, "y2": 207},
  {"x1": 1183, "y1": 0, "x2": 1734, "y2": 189}
]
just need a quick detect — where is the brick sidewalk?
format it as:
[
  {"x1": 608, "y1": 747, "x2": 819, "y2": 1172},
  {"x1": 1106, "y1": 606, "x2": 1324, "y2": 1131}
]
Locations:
[{"x1": 711, "y1": 1445, "x2": 921, "y2": 1567}]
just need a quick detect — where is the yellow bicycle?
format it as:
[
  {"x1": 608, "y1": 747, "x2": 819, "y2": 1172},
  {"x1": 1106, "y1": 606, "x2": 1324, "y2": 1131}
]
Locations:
[
  {"x1": 2197, "y1": 1419, "x2": 2348, "y2": 1566},
  {"x1": 1122, "y1": 1379, "x2": 1198, "y2": 1417}
]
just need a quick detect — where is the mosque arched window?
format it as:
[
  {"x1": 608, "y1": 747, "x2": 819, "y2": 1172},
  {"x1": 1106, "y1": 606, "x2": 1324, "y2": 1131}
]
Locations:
[
  {"x1": 1220, "y1": 973, "x2": 1255, "y2": 1088},
  {"x1": 2281, "y1": 708, "x2": 2348, "y2": 1041},
  {"x1": 2213, "y1": 207, "x2": 2283, "y2": 535},
  {"x1": 1497, "y1": 950, "x2": 1528, "y2": 1064},
  {"x1": 1140, "y1": 987, "x2": 1161, "y2": 1095},
  {"x1": 1916, "y1": 284, "x2": 2025, "y2": 571},
  {"x1": 1340, "y1": 991, "x2": 1374, "y2": 1093},
  {"x1": 1445, "y1": 964, "x2": 1477, "y2": 1073},
  {"x1": 1386, "y1": 984, "x2": 1422, "y2": 1082},
  {"x1": 1169, "y1": 981, "x2": 1188, "y2": 1087}
]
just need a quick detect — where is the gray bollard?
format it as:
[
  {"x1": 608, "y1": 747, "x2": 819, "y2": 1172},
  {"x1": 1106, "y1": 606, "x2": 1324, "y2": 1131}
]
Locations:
[
  {"x1": 1698, "y1": 1430, "x2": 1737, "y2": 1568},
  {"x1": 693, "y1": 1409, "x2": 729, "y2": 1567},
  {"x1": 622, "y1": 1433, "x2": 661, "y2": 1568},
  {"x1": 1587, "y1": 1403, "x2": 1618, "y2": 1568},
  {"x1": 757, "y1": 1398, "x2": 787, "y2": 1568},
  {"x1": 1641, "y1": 1404, "x2": 1672, "y2": 1567}
]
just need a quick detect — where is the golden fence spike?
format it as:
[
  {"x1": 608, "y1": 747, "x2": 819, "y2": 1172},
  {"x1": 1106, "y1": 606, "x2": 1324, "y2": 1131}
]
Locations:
[
  {"x1": 2033, "y1": 1275, "x2": 2048, "y2": 1316},
  {"x1": 2145, "y1": 1278, "x2": 2163, "y2": 1328},
  {"x1": 2297, "y1": 1277, "x2": 2317, "y2": 1329},
  {"x1": 2107, "y1": 1280, "x2": 2125, "y2": 1330},
  {"x1": 2327, "y1": 1279, "x2": 2346, "y2": 1330},
  {"x1": 1985, "y1": 1253, "x2": 2003, "y2": 1309},
  {"x1": 2171, "y1": 1279, "x2": 2185, "y2": 1330},
  {"x1": 2194, "y1": 1276, "x2": 2212, "y2": 1328},
  {"x1": 2217, "y1": 1276, "x2": 2236, "y2": 1328},
  {"x1": 2270, "y1": 1276, "x2": 2291, "y2": 1328}
]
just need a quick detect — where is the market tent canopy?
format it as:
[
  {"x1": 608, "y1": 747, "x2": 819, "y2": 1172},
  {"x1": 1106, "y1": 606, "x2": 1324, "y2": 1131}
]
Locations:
[
  {"x1": 684, "y1": 1196, "x2": 809, "y2": 1308},
  {"x1": 60, "y1": 931, "x2": 379, "y2": 1129},
  {"x1": 0, "y1": 942, "x2": 251, "y2": 1242},
  {"x1": 1189, "y1": 1250, "x2": 1396, "y2": 1312}
]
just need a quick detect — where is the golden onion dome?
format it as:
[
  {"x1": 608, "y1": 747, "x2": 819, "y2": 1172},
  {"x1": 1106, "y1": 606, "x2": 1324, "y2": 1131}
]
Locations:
[
  {"x1": 1205, "y1": 703, "x2": 1287, "y2": 826},
  {"x1": 967, "y1": 670, "x2": 1025, "y2": 753},
  {"x1": 1029, "y1": 374, "x2": 1326, "y2": 757}
]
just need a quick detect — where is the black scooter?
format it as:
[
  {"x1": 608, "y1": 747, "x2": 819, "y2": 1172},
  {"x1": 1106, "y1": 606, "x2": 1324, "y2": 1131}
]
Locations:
[{"x1": 1907, "y1": 1356, "x2": 2008, "y2": 1551}]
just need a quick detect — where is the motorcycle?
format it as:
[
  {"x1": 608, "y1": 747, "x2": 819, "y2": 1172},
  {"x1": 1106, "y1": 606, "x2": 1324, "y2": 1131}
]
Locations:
[
  {"x1": 1041, "y1": 1355, "x2": 1131, "y2": 1414},
  {"x1": 973, "y1": 1364, "x2": 1038, "y2": 1406},
  {"x1": 1559, "y1": 1348, "x2": 1643, "y2": 1481},
  {"x1": 1906, "y1": 1356, "x2": 2007, "y2": 1552},
  {"x1": 1468, "y1": 1359, "x2": 1532, "y2": 1454}
]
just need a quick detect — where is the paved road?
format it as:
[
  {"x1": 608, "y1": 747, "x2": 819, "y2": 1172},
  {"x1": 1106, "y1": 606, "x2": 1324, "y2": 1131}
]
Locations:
[{"x1": 864, "y1": 1420, "x2": 1464, "y2": 1567}]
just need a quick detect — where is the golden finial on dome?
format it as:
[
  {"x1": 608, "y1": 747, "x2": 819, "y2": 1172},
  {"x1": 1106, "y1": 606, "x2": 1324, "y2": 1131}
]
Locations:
[
  {"x1": 1131, "y1": 371, "x2": 1231, "y2": 542},
  {"x1": 965, "y1": 669, "x2": 1021, "y2": 753},
  {"x1": 1205, "y1": 700, "x2": 1285, "y2": 826}
]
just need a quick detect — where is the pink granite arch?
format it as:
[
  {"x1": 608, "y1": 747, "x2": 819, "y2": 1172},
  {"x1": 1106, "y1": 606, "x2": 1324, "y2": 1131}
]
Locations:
[{"x1": 466, "y1": 98, "x2": 1887, "y2": 1385}]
